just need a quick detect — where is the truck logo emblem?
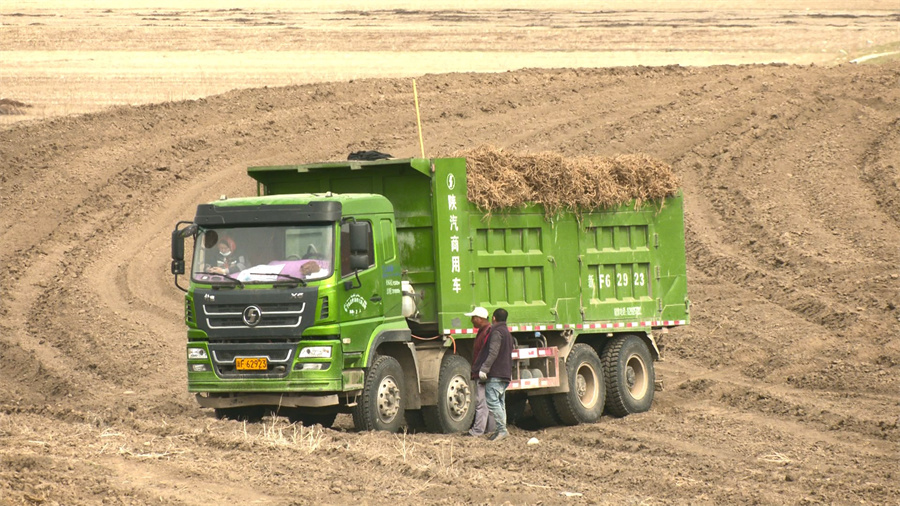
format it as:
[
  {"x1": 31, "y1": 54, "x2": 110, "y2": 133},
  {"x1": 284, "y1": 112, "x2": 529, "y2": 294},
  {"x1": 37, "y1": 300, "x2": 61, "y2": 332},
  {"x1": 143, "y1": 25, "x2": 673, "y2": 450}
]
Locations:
[
  {"x1": 242, "y1": 305, "x2": 262, "y2": 326},
  {"x1": 204, "y1": 293, "x2": 215, "y2": 301},
  {"x1": 343, "y1": 293, "x2": 368, "y2": 316},
  {"x1": 290, "y1": 292, "x2": 304, "y2": 298},
  {"x1": 446, "y1": 173, "x2": 456, "y2": 190}
]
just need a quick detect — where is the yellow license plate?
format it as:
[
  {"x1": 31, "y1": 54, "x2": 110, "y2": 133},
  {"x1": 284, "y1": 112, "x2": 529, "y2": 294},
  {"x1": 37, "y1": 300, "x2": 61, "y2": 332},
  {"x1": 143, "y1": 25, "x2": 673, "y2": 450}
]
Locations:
[{"x1": 235, "y1": 357, "x2": 268, "y2": 371}]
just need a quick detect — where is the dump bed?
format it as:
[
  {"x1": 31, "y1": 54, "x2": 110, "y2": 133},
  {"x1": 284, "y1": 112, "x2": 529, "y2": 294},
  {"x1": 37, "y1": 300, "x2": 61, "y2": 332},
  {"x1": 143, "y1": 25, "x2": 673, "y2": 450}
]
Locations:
[{"x1": 249, "y1": 157, "x2": 689, "y2": 334}]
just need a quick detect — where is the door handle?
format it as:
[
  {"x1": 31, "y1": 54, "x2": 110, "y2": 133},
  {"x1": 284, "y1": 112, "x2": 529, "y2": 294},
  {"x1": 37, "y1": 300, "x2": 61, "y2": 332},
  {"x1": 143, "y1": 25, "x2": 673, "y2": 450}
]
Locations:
[{"x1": 370, "y1": 294, "x2": 382, "y2": 303}]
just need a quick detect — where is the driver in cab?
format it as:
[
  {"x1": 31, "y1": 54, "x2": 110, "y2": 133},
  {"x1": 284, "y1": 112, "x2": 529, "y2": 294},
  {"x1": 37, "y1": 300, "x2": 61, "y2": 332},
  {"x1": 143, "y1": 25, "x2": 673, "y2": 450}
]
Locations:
[{"x1": 207, "y1": 236, "x2": 247, "y2": 275}]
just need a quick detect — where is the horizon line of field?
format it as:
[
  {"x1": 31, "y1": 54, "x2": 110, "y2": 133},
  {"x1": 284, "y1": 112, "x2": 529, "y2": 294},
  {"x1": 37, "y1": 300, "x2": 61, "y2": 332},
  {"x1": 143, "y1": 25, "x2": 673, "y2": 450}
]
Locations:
[
  {"x1": 3, "y1": 49, "x2": 836, "y2": 70},
  {"x1": 0, "y1": 48, "x2": 836, "y2": 118}
]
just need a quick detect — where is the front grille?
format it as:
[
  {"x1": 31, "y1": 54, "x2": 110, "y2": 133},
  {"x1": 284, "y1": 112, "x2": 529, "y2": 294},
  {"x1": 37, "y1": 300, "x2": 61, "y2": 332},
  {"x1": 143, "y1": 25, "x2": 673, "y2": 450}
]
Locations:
[
  {"x1": 320, "y1": 297, "x2": 329, "y2": 320},
  {"x1": 185, "y1": 298, "x2": 196, "y2": 325},
  {"x1": 202, "y1": 301, "x2": 307, "y2": 329},
  {"x1": 212, "y1": 349, "x2": 292, "y2": 362},
  {"x1": 213, "y1": 362, "x2": 291, "y2": 379},
  {"x1": 207, "y1": 314, "x2": 302, "y2": 328},
  {"x1": 204, "y1": 302, "x2": 304, "y2": 314},
  {"x1": 208, "y1": 337, "x2": 299, "y2": 344},
  {"x1": 209, "y1": 342, "x2": 294, "y2": 379},
  {"x1": 193, "y1": 287, "x2": 318, "y2": 339}
]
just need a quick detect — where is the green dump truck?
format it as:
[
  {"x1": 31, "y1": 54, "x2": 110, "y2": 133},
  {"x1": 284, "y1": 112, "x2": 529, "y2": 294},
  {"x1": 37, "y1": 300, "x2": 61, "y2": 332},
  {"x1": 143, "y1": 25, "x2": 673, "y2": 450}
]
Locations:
[{"x1": 171, "y1": 156, "x2": 689, "y2": 432}]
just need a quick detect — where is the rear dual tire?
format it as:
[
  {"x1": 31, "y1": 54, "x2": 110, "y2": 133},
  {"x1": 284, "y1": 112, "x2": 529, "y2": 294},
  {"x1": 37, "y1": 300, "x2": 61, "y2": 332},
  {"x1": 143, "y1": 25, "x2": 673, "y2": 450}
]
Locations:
[
  {"x1": 602, "y1": 334, "x2": 655, "y2": 417},
  {"x1": 529, "y1": 394, "x2": 561, "y2": 428},
  {"x1": 552, "y1": 343, "x2": 605, "y2": 425}
]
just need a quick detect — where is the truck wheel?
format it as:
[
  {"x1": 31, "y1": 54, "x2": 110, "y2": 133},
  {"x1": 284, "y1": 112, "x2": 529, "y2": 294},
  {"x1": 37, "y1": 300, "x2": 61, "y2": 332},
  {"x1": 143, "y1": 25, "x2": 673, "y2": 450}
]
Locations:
[
  {"x1": 214, "y1": 406, "x2": 267, "y2": 422},
  {"x1": 602, "y1": 334, "x2": 655, "y2": 417},
  {"x1": 529, "y1": 394, "x2": 561, "y2": 428},
  {"x1": 506, "y1": 391, "x2": 528, "y2": 428},
  {"x1": 423, "y1": 354, "x2": 475, "y2": 433},
  {"x1": 552, "y1": 343, "x2": 605, "y2": 425},
  {"x1": 286, "y1": 408, "x2": 337, "y2": 428},
  {"x1": 352, "y1": 355, "x2": 406, "y2": 432}
]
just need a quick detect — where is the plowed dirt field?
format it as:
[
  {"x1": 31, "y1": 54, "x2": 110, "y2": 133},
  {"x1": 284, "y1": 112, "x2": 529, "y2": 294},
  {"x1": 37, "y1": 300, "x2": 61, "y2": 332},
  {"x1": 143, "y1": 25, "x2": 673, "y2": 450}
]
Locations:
[{"x1": 1, "y1": 3, "x2": 899, "y2": 506}]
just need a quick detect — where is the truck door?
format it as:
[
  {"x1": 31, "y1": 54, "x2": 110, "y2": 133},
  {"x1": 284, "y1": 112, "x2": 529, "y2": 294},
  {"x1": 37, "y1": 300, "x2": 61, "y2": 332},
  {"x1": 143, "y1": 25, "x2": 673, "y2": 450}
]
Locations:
[
  {"x1": 579, "y1": 222, "x2": 655, "y2": 323},
  {"x1": 337, "y1": 220, "x2": 385, "y2": 341}
]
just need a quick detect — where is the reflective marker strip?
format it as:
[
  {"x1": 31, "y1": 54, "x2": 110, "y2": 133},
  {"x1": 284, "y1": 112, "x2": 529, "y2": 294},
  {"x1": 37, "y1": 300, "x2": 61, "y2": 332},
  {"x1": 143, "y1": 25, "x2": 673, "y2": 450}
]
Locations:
[
  {"x1": 511, "y1": 347, "x2": 558, "y2": 359},
  {"x1": 443, "y1": 328, "x2": 477, "y2": 335},
  {"x1": 444, "y1": 320, "x2": 686, "y2": 335}
]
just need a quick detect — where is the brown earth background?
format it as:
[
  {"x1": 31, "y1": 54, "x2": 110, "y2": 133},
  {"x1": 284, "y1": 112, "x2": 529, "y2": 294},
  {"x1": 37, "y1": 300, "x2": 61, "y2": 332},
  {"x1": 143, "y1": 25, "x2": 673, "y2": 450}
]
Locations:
[{"x1": 1, "y1": 2, "x2": 899, "y2": 505}]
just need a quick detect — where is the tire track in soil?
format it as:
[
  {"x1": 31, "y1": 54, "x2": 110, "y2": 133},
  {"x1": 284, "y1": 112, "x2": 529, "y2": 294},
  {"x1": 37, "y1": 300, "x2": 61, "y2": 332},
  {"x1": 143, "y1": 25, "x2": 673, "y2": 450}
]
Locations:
[
  {"x1": 104, "y1": 456, "x2": 285, "y2": 506},
  {"x1": 3, "y1": 63, "x2": 900, "y2": 506},
  {"x1": 858, "y1": 117, "x2": 900, "y2": 226},
  {"x1": 660, "y1": 360, "x2": 899, "y2": 448}
]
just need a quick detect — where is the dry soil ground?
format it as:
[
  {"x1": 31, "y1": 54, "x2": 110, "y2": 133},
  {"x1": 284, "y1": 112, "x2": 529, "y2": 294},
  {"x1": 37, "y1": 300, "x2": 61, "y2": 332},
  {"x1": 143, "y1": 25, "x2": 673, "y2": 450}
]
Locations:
[{"x1": 1, "y1": 3, "x2": 899, "y2": 506}]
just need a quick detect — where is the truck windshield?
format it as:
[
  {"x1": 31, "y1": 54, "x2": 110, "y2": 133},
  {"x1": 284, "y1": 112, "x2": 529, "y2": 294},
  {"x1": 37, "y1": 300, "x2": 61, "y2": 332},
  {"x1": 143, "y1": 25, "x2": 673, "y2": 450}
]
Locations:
[{"x1": 191, "y1": 224, "x2": 334, "y2": 284}]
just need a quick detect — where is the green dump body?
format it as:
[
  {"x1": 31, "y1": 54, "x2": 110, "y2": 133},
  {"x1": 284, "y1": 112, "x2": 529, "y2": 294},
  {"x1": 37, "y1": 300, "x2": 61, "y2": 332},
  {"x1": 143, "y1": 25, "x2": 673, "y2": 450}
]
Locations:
[{"x1": 248, "y1": 157, "x2": 689, "y2": 334}]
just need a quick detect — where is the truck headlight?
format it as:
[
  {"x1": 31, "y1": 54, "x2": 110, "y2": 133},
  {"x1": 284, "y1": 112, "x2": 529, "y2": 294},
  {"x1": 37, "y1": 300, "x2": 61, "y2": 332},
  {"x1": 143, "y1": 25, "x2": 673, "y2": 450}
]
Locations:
[
  {"x1": 188, "y1": 347, "x2": 208, "y2": 360},
  {"x1": 298, "y1": 346, "x2": 332, "y2": 359},
  {"x1": 191, "y1": 364, "x2": 210, "y2": 372}
]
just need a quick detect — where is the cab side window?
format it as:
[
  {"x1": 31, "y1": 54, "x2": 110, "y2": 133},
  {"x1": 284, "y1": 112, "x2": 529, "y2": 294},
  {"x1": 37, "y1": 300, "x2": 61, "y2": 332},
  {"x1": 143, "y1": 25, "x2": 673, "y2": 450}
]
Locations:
[{"x1": 340, "y1": 221, "x2": 375, "y2": 277}]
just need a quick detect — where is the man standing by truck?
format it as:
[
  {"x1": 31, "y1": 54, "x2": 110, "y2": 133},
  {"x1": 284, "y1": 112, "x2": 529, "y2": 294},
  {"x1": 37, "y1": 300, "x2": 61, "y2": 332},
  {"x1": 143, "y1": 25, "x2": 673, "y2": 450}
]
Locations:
[
  {"x1": 466, "y1": 307, "x2": 495, "y2": 437},
  {"x1": 474, "y1": 308, "x2": 514, "y2": 441}
]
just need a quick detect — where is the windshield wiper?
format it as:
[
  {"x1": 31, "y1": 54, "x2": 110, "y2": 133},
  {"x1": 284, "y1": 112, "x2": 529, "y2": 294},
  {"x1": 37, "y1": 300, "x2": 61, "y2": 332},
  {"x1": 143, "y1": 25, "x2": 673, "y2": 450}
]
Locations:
[
  {"x1": 194, "y1": 271, "x2": 244, "y2": 288},
  {"x1": 249, "y1": 271, "x2": 308, "y2": 287}
]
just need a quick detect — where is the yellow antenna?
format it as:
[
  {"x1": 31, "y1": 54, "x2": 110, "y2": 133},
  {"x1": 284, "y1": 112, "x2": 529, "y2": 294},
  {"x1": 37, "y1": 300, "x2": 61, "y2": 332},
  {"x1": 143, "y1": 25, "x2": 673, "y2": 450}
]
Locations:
[{"x1": 413, "y1": 79, "x2": 426, "y2": 158}]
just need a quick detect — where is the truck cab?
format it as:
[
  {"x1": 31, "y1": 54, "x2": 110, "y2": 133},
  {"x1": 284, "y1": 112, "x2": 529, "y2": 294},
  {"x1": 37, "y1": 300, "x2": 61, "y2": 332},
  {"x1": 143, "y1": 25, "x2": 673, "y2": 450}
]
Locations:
[{"x1": 173, "y1": 193, "x2": 411, "y2": 429}]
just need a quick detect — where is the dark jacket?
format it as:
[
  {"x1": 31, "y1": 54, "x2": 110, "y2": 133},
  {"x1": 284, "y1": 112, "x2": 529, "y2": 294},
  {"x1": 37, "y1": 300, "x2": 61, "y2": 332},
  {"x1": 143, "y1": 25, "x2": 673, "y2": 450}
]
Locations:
[
  {"x1": 470, "y1": 324, "x2": 492, "y2": 379},
  {"x1": 216, "y1": 252, "x2": 247, "y2": 274},
  {"x1": 473, "y1": 322, "x2": 514, "y2": 381}
]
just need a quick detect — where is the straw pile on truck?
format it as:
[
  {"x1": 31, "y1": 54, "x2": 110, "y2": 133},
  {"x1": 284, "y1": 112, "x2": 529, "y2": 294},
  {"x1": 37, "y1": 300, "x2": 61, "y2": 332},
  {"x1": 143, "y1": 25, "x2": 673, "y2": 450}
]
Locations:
[{"x1": 460, "y1": 145, "x2": 680, "y2": 217}]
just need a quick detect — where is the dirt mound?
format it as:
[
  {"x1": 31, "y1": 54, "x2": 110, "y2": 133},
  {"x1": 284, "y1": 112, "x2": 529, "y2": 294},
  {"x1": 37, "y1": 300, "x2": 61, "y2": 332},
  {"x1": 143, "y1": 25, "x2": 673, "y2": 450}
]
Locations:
[
  {"x1": 462, "y1": 145, "x2": 679, "y2": 216},
  {"x1": 1, "y1": 62, "x2": 899, "y2": 505},
  {"x1": 0, "y1": 98, "x2": 32, "y2": 115}
]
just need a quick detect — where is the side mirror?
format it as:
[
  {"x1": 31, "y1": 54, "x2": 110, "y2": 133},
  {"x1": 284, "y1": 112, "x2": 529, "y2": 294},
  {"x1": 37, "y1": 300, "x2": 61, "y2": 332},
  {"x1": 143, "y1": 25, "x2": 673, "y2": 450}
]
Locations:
[
  {"x1": 350, "y1": 253, "x2": 368, "y2": 271},
  {"x1": 171, "y1": 228, "x2": 185, "y2": 275},
  {"x1": 170, "y1": 222, "x2": 197, "y2": 277},
  {"x1": 349, "y1": 221, "x2": 369, "y2": 252},
  {"x1": 349, "y1": 221, "x2": 370, "y2": 270},
  {"x1": 344, "y1": 221, "x2": 370, "y2": 290}
]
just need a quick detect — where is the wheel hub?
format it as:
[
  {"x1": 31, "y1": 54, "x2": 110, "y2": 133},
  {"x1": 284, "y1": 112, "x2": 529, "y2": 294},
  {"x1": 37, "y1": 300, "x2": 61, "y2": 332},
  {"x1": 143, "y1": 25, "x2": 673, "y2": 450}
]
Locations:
[
  {"x1": 626, "y1": 366, "x2": 636, "y2": 389},
  {"x1": 625, "y1": 354, "x2": 648, "y2": 399},
  {"x1": 377, "y1": 375, "x2": 401, "y2": 422},
  {"x1": 575, "y1": 363, "x2": 598, "y2": 408},
  {"x1": 575, "y1": 375, "x2": 587, "y2": 399},
  {"x1": 447, "y1": 375, "x2": 471, "y2": 420}
]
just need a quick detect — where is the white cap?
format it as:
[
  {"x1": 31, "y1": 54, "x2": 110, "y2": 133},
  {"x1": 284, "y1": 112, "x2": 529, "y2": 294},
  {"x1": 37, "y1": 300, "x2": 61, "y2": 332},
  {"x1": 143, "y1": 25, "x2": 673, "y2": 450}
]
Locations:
[{"x1": 464, "y1": 307, "x2": 489, "y2": 319}]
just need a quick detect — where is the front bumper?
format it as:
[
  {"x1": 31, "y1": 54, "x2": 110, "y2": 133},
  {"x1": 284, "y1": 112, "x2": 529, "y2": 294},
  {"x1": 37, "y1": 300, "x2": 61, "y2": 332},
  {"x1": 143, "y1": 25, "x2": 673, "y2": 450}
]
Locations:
[
  {"x1": 187, "y1": 340, "x2": 361, "y2": 393},
  {"x1": 196, "y1": 392, "x2": 341, "y2": 408}
]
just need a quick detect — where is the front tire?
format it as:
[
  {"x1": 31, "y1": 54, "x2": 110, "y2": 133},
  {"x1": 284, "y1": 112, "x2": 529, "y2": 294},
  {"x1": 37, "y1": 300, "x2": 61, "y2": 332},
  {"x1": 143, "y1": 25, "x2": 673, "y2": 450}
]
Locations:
[
  {"x1": 553, "y1": 343, "x2": 605, "y2": 425},
  {"x1": 423, "y1": 354, "x2": 475, "y2": 433},
  {"x1": 602, "y1": 334, "x2": 655, "y2": 417},
  {"x1": 352, "y1": 355, "x2": 406, "y2": 432}
]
